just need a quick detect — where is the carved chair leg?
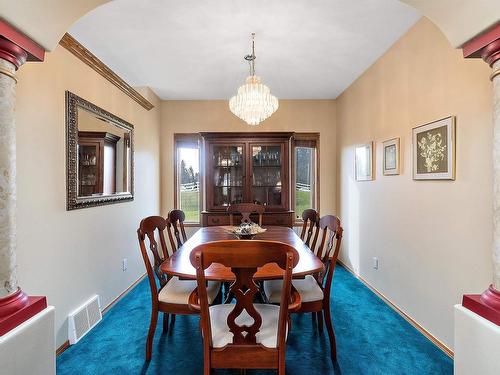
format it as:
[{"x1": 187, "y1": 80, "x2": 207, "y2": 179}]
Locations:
[
  {"x1": 278, "y1": 350, "x2": 286, "y2": 375},
  {"x1": 203, "y1": 345, "x2": 211, "y2": 375},
  {"x1": 323, "y1": 303, "x2": 337, "y2": 362},
  {"x1": 163, "y1": 313, "x2": 169, "y2": 333},
  {"x1": 146, "y1": 307, "x2": 158, "y2": 361},
  {"x1": 317, "y1": 311, "x2": 324, "y2": 332}
]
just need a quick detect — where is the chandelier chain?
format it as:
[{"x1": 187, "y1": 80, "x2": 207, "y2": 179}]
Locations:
[{"x1": 245, "y1": 33, "x2": 256, "y2": 76}]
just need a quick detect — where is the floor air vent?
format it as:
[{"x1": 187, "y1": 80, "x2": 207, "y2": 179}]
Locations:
[{"x1": 68, "y1": 295, "x2": 102, "y2": 344}]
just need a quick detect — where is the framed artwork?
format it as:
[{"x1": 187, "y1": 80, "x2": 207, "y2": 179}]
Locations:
[
  {"x1": 412, "y1": 116, "x2": 455, "y2": 180},
  {"x1": 355, "y1": 142, "x2": 373, "y2": 181},
  {"x1": 383, "y1": 138, "x2": 400, "y2": 175}
]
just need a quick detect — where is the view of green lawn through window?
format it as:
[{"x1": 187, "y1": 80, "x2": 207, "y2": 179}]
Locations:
[
  {"x1": 295, "y1": 146, "x2": 315, "y2": 218},
  {"x1": 178, "y1": 146, "x2": 200, "y2": 222}
]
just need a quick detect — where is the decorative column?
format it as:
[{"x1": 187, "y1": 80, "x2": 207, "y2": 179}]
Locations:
[
  {"x1": 0, "y1": 21, "x2": 46, "y2": 335},
  {"x1": 462, "y1": 24, "x2": 500, "y2": 325},
  {"x1": 0, "y1": 38, "x2": 25, "y2": 299}
]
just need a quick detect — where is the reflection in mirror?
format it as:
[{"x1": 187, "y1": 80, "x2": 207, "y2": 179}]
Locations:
[
  {"x1": 66, "y1": 91, "x2": 134, "y2": 210},
  {"x1": 77, "y1": 108, "x2": 132, "y2": 197}
]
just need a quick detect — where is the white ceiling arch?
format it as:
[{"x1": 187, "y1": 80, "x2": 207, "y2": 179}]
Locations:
[
  {"x1": 67, "y1": 0, "x2": 420, "y2": 99},
  {"x1": 400, "y1": 0, "x2": 499, "y2": 48},
  {"x1": 0, "y1": 1, "x2": 498, "y2": 99},
  {"x1": 1, "y1": 0, "x2": 497, "y2": 52}
]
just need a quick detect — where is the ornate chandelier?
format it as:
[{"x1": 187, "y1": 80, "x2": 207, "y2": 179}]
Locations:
[{"x1": 229, "y1": 33, "x2": 279, "y2": 126}]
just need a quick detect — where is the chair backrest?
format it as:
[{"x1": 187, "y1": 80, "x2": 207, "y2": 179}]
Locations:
[
  {"x1": 191, "y1": 240, "x2": 298, "y2": 350},
  {"x1": 168, "y1": 209, "x2": 188, "y2": 249},
  {"x1": 227, "y1": 203, "x2": 265, "y2": 226},
  {"x1": 137, "y1": 216, "x2": 176, "y2": 299},
  {"x1": 312, "y1": 215, "x2": 343, "y2": 298},
  {"x1": 299, "y1": 209, "x2": 320, "y2": 248}
]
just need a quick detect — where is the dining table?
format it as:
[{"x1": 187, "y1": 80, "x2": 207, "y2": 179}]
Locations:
[{"x1": 160, "y1": 226, "x2": 324, "y2": 281}]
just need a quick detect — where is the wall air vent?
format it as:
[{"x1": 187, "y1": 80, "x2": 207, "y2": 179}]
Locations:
[{"x1": 68, "y1": 295, "x2": 102, "y2": 345}]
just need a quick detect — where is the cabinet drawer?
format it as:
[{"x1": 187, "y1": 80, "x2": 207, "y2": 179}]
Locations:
[
  {"x1": 205, "y1": 214, "x2": 230, "y2": 226},
  {"x1": 262, "y1": 214, "x2": 292, "y2": 227}
]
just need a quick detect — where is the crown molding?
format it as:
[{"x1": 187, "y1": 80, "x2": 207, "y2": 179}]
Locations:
[{"x1": 59, "y1": 33, "x2": 154, "y2": 111}]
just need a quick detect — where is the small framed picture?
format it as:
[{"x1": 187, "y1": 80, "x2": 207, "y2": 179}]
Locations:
[
  {"x1": 412, "y1": 116, "x2": 455, "y2": 180},
  {"x1": 355, "y1": 142, "x2": 373, "y2": 181},
  {"x1": 383, "y1": 138, "x2": 400, "y2": 175}
]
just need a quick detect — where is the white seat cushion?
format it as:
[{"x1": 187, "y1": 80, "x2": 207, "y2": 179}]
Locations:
[
  {"x1": 209, "y1": 304, "x2": 283, "y2": 348},
  {"x1": 264, "y1": 275, "x2": 324, "y2": 303},
  {"x1": 158, "y1": 277, "x2": 220, "y2": 305}
]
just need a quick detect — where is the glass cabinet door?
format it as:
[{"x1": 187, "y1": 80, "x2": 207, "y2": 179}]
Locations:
[
  {"x1": 78, "y1": 142, "x2": 101, "y2": 196},
  {"x1": 211, "y1": 144, "x2": 245, "y2": 208},
  {"x1": 250, "y1": 144, "x2": 284, "y2": 208}
]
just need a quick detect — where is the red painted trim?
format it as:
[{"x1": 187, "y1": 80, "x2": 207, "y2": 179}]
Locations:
[
  {"x1": 481, "y1": 39, "x2": 500, "y2": 67},
  {"x1": 0, "y1": 37, "x2": 27, "y2": 69},
  {"x1": 0, "y1": 295, "x2": 47, "y2": 336},
  {"x1": 462, "y1": 22, "x2": 500, "y2": 63},
  {"x1": 462, "y1": 286, "x2": 500, "y2": 326},
  {"x1": 0, "y1": 19, "x2": 45, "y2": 62},
  {"x1": 0, "y1": 288, "x2": 29, "y2": 317},
  {"x1": 463, "y1": 22, "x2": 500, "y2": 57}
]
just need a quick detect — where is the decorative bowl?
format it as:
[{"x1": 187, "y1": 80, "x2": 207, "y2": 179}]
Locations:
[{"x1": 232, "y1": 223, "x2": 266, "y2": 240}]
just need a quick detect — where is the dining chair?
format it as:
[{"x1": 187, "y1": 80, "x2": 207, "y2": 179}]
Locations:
[
  {"x1": 188, "y1": 240, "x2": 301, "y2": 375},
  {"x1": 227, "y1": 203, "x2": 265, "y2": 226},
  {"x1": 299, "y1": 208, "x2": 320, "y2": 247},
  {"x1": 137, "y1": 216, "x2": 221, "y2": 361},
  {"x1": 168, "y1": 209, "x2": 188, "y2": 249},
  {"x1": 264, "y1": 215, "x2": 343, "y2": 363}
]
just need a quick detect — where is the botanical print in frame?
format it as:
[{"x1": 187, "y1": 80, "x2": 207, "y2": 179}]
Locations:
[
  {"x1": 355, "y1": 142, "x2": 373, "y2": 181},
  {"x1": 383, "y1": 138, "x2": 400, "y2": 175},
  {"x1": 412, "y1": 116, "x2": 455, "y2": 180}
]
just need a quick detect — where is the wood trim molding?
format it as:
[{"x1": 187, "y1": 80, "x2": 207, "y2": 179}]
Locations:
[
  {"x1": 56, "y1": 340, "x2": 70, "y2": 356},
  {"x1": 336, "y1": 259, "x2": 454, "y2": 358},
  {"x1": 59, "y1": 33, "x2": 154, "y2": 111},
  {"x1": 101, "y1": 273, "x2": 147, "y2": 315},
  {"x1": 56, "y1": 273, "x2": 146, "y2": 356}
]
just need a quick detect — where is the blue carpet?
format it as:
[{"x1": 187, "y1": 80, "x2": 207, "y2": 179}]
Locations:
[{"x1": 57, "y1": 266, "x2": 453, "y2": 374}]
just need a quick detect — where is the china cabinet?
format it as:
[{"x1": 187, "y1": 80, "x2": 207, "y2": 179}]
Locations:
[
  {"x1": 200, "y1": 132, "x2": 294, "y2": 227},
  {"x1": 77, "y1": 131, "x2": 120, "y2": 196}
]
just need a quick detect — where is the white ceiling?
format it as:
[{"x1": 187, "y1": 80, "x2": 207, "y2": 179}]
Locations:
[{"x1": 69, "y1": 0, "x2": 420, "y2": 100}]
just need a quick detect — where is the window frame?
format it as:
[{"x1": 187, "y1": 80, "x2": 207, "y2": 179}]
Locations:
[
  {"x1": 291, "y1": 133, "x2": 320, "y2": 224},
  {"x1": 174, "y1": 133, "x2": 203, "y2": 226}
]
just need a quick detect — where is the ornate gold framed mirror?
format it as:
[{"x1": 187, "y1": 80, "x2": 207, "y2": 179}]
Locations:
[{"x1": 66, "y1": 91, "x2": 134, "y2": 210}]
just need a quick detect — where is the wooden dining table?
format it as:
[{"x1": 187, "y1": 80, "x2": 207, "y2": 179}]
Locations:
[{"x1": 160, "y1": 226, "x2": 324, "y2": 281}]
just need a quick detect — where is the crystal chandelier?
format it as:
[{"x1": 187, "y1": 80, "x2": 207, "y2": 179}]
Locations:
[{"x1": 229, "y1": 33, "x2": 279, "y2": 126}]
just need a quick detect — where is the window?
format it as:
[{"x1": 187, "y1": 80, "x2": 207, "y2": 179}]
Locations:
[
  {"x1": 293, "y1": 134, "x2": 319, "y2": 221},
  {"x1": 174, "y1": 134, "x2": 201, "y2": 223}
]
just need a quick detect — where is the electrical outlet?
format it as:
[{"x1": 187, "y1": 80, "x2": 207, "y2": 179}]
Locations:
[
  {"x1": 373, "y1": 257, "x2": 379, "y2": 270},
  {"x1": 122, "y1": 258, "x2": 128, "y2": 271}
]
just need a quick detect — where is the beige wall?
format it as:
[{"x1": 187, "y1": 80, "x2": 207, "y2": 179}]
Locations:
[
  {"x1": 160, "y1": 100, "x2": 337, "y2": 219},
  {"x1": 336, "y1": 18, "x2": 493, "y2": 349},
  {"x1": 15, "y1": 46, "x2": 161, "y2": 347},
  {"x1": 10, "y1": 14, "x2": 491, "y2": 354}
]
